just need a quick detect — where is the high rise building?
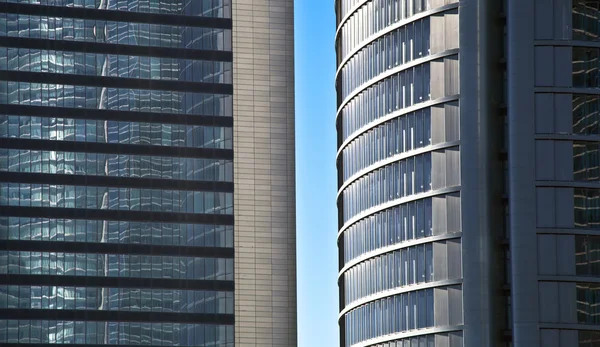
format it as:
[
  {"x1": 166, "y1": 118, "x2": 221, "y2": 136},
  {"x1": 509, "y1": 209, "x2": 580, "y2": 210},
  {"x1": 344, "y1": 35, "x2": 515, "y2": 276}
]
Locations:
[
  {"x1": 336, "y1": 0, "x2": 600, "y2": 346},
  {"x1": 0, "y1": 0, "x2": 296, "y2": 346}
]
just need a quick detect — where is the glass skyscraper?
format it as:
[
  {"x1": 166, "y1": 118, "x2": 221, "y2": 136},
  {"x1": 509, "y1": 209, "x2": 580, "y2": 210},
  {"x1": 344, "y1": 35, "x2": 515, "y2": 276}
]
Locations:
[
  {"x1": 337, "y1": 0, "x2": 600, "y2": 346},
  {"x1": 336, "y1": 1, "x2": 462, "y2": 346},
  {"x1": 0, "y1": 0, "x2": 297, "y2": 346}
]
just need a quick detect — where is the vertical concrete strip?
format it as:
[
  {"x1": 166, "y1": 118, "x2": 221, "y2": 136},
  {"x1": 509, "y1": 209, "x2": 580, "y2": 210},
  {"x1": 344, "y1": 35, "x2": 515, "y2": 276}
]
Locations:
[{"x1": 232, "y1": 0, "x2": 297, "y2": 346}]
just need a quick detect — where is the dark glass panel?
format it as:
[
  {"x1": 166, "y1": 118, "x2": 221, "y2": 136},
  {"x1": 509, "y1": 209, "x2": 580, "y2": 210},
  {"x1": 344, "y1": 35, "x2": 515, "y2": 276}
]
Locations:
[
  {"x1": 579, "y1": 330, "x2": 600, "y2": 346},
  {"x1": 0, "y1": 319, "x2": 234, "y2": 346},
  {"x1": 574, "y1": 0, "x2": 600, "y2": 41},
  {"x1": 576, "y1": 235, "x2": 600, "y2": 276},
  {"x1": 577, "y1": 283, "x2": 600, "y2": 324},
  {"x1": 0, "y1": 251, "x2": 234, "y2": 280}
]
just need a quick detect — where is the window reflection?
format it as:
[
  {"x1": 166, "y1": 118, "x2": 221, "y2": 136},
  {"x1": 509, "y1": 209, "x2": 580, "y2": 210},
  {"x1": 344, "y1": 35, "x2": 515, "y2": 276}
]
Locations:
[
  {"x1": 0, "y1": 115, "x2": 233, "y2": 148},
  {"x1": 0, "y1": 251, "x2": 234, "y2": 280},
  {"x1": 342, "y1": 108, "x2": 432, "y2": 180},
  {"x1": 574, "y1": 94, "x2": 600, "y2": 135},
  {"x1": 336, "y1": 0, "x2": 431, "y2": 63},
  {"x1": 341, "y1": 62, "x2": 433, "y2": 141},
  {"x1": 339, "y1": 17, "x2": 431, "y2": 99},
  {"x1": 0, "y1": 0, "x2": 232, "y2": 19},
  {"x1": 0, "y1": 149, "x2": 233, "y2": 182},
  {"x1": 344, "y1": 288, "x2": 435, "y2": 346},
  {"x1": 574, "y1": 188, "x2": 600, "y2": 228},
  {"x1": 0, "y1": 285, "x2": 233, "y2": 314},
  {"x1": 342, "y1": 152, "x2": 433, "y2": 223},
  {"x1": 574, "y1": 0, "x2": 600, "y2": 41},
  {"x1": 573, "y1": 47, "x2": 600, "y2": 89},
  {"x1": 574, "y1": 142, "x2": 600, "y2": 182},
  {"x1": 0, "y1": 319, "x2": 234, "y2": 346},
  {"x1": 0, "y1": 217, "x2": 234, "y2": 248},
  {"x1": 0, "y1": 13, "x2": 232, "y2": 51},
  {"x1": 576, "y1": 235, "x2": 600, "y2": 276},
  {"x1": 0, "y1": 81, "x2": 232, "y2": 116},
  {"x1": 0, "y1": 47, "x2": 233, "y2": 84},
  {"x1": 368, "y1": 335, "x2": 436, "y2": 347},
  {"x1": 577, "y1": 283, "x2": 600, "y2": 324},
  {"x1": 580, "y1": 330, "x2": 600, "y2": 346},
  {"x1": 344, "y1": 242, "x2": 447, "y2": 305},
  {"x1": 0, "y1": 183, "x2": 234, "y2": 214},
  {"x1": 343, "y1": 198, "x2": 434, "y2": 264}
]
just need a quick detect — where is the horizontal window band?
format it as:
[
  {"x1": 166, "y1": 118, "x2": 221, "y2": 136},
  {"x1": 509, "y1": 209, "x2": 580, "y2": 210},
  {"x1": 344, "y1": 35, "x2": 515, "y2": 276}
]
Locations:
[
  {"x1": 0, "y1": 70, "x2": 233, "y2": 94},
  {"x1": 0, "y1": 2, "x2": 232, "y2": 29},
  {"x1": 0, "y1": 104, "x2": 233, "y2": 127},
  {"x1": 0, "y1": 206, "x2": 234, "y2": 224},
  {"x1": 0, "y1": 274, "x2": 234, "y2": 291},
  {"x1": 0, "y1": 36, "x2": 233, "y2": 62},
  {"x1": 0, "y1": 240, "x2": 233, "y2": 258},
  {"x1": 0, "y1": 138, "x2": 233, "y2": 159},
  {"x1": 0, "y1": 172, "x2": 233, "y2": 192},
  {"x1": 0, "y1": 308, "x2": 234, "y2": 324},
  {"x1": 0, "y1": 345, "x2": 206, "y2": 347}
]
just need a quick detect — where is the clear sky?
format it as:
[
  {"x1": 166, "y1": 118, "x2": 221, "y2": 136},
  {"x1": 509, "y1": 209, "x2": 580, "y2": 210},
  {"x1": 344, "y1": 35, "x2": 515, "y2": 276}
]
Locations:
[{"x1": 294, "y1": 0, "x2": 340, "y2": 346}]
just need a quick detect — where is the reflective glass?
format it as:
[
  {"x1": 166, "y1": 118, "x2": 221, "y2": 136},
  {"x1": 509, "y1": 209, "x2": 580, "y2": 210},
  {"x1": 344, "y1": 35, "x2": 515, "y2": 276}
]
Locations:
[
  {"x1": 0, "y1": 14, "x2": 232, "y2": 51},
  {"x1": 0, "y1": 285, "x2": 233, "y2": 314},
  {"x1": 573, "y1": 94, "x2": 600, "y2": 135},
  {"x1": 577, "y1": 283, "x2": 600, "y2": 324},
  {"x1": 576, "y1": 235, "x2": 600, "y2": 276},
  {"x1": 0, "y1": 183, "x2": 233, "y2": 214},
  {"x1": 574, "y1": 0, "x2": 600, "y2": 41},
  {"x1": 343, "y1": 197, "x2": 436, "y2": 263},
  {"x1": 0, "y1": 115, "x2": 232, "y2": 148},
  {"x1": 580, "y1": 330, "x2": 600, "y2": 346},
  {"x1": 341, "y1": 61, "x2": 435, "y2": 141},
  {"x1": 343, "y1": 288, "x2": 434, "y2": 346},
  {"x1": 0, "y1": 149, "x2": 233, "y2": 182},
  {"x1": 0, "y1": 0, "x2": 232, "y2": 18},
  {"x1": 0, "y1": 0, "x2": 235, "y2": 344},
  {"x1": 0, "y1": 319, "x2": 234, "y2": 346},
  {"x1": 0, "y1": 217, "x2": 233, "y2": 248},
  {"x1": 574, "y1": 141, "x2": 600, "y2": 182},
  {"x1": 342, "y1": 108, "x2": 432, "y2": 180},
  {"x1": 0, "y1": 251, "x2": 234, "y2": 280},
  {"x1": 0, "y1": 47, "x2": 233, "y2": 84},
  {"x1": 0, "y1": 81, "x2": 232, "y2": 116},
  {"x1": 343, "y1": 242, "x2": 453, "y2": 305},
  {"x1": 336, "y1": 0, "x2": 432, "y2": 63},
  {"x1": 574, "y1": 188, "x2": 600, "y2": 228},
  {"x1": 573, "y1": 47, "x2": 600, "y2": 89},
  {"x1": 342, "y1": 152, "x2": 433, "y2": 223},
  {"x1": 339, "y1": 17, "x2": 431, "y2": 100}
]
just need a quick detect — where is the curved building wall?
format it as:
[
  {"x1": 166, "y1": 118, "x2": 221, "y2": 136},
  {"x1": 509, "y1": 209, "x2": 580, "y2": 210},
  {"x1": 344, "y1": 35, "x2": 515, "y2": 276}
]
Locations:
[{"x1": 335, "y1": 1, "x2": 463, "y2": 346}]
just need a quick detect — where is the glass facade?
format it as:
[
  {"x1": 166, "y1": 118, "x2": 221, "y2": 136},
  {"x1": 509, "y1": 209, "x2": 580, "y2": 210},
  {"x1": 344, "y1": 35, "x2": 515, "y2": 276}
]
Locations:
[
  {"x1": 336, "y1": 0, "x2": 462, "y2": 346},
  {"x1": 579, "y1": 330, "x2": 600, "y2": 346},
  {"x1": 0, "y1": 0, "x2": 234, "y2": 345},
  {"x1": 0, "y1": 0, "x2": 232, "y2": 18}
]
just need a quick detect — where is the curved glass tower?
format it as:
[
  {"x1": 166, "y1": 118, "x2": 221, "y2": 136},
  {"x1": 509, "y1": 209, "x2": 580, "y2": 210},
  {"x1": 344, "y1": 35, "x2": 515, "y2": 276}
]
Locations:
[
  {"x1": 336, "y1": 0, "x2": 507, "y2": 346},
  {"x1": 336, "y1": 1, "x2": 463, "y2": 345},
  {"x1": 337, "y1": 0, "x2": 600, "y2": 346}
]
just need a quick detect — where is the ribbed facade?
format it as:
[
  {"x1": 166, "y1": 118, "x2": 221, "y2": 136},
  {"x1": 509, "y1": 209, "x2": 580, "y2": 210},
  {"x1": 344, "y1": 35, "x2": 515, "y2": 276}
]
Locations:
[
  {"x1": 336, "y1": 1, "x2": 464, "y2": 346},
  {"x1": 339, "y1": 0, "x2": 600, "y2": 346}
]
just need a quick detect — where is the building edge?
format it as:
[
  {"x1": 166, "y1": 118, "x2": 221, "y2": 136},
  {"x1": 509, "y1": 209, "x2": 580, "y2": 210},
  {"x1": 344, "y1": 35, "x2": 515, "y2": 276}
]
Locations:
[{"x1": 232, "y1": 0, "x2": 298, "y2": 346}]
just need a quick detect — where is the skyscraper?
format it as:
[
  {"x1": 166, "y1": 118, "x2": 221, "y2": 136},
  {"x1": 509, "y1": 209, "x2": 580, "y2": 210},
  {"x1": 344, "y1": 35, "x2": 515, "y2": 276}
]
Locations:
[
  {"x1": 336, "y1": 0, "x2": 600, "y2": 346},
  {"x1": 0, "y1": 0, "x2": 296, "y2": 346}
]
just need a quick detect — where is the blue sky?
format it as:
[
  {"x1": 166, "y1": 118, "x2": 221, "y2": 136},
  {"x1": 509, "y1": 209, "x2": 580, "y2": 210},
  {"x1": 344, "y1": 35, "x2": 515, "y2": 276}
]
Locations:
[{"x1": 294, "y1": 0, "x2": 339, "y2": 346}]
